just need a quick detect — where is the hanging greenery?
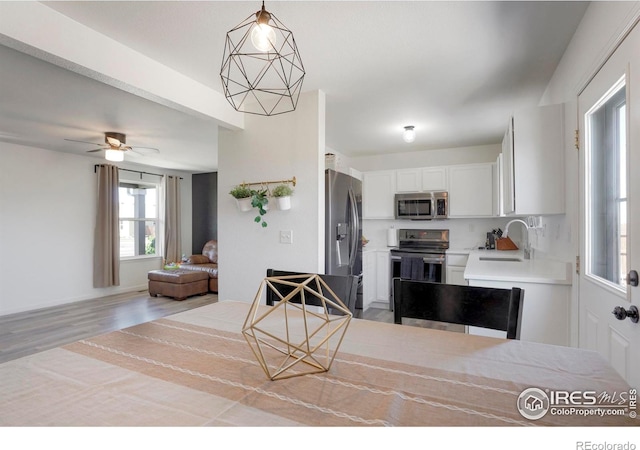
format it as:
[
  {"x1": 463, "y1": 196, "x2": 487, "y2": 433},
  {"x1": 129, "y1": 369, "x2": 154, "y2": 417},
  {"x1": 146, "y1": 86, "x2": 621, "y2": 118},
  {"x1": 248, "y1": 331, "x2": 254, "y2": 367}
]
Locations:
[{"x1": 251, "y1": 189, "x2": 269, "y2": 227}]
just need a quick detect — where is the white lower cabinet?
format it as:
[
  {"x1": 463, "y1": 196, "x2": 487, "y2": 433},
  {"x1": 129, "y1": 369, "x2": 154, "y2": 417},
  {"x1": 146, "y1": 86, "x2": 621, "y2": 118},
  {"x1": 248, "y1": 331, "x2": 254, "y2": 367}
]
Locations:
[
  {"x1": 362, "y1": 249, "x2": 391, "y2": 311},
  {"x1": 375, "y1": 251, "x2": 390, "y2": 304},
  {"x1": 362, "y1": 250, "x2": 376, "y2": 311},
  {"x1": 466, "y1": 279, "x2": 570, "y2": 346},
  {"x1": 446, "y1": 252, "x2": 469, "y2": 286}
]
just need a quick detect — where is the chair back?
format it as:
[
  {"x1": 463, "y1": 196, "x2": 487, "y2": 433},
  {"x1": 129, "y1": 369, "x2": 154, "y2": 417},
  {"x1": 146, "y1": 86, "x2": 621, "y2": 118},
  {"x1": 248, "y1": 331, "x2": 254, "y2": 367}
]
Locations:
[
  {"x1": 393, "y1": 279, "x2": 524, "y2": 339},
  {"x1": 265, "y1": 269, "x2": 358, "y2": 315}
]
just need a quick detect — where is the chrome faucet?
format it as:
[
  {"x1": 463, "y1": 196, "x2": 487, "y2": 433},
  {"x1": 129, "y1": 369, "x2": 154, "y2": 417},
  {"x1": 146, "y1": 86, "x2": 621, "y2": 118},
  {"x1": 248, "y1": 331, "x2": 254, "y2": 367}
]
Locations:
[{"x1": 503, "y1": 219, "x2": 531, "y2": 259}]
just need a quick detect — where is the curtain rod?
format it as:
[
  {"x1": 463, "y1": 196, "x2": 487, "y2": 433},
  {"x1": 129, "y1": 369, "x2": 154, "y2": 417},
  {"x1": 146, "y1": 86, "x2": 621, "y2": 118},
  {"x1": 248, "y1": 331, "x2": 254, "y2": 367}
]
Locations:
[{"x1": 94, "y1": 164, "x2": 183, "y2": 180}]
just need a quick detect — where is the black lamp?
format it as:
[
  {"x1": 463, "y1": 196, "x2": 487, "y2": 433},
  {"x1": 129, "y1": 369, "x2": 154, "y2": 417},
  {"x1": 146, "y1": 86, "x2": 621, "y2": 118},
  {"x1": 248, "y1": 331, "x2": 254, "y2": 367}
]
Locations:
[{"x1": 220, "y1": 1, "x2": 305, "y2": 116}]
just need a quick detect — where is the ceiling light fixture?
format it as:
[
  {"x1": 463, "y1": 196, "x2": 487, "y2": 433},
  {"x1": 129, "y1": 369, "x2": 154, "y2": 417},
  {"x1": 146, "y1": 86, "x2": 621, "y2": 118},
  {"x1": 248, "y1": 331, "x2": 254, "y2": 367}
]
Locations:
[
  {"x1": 403, "y1": 126, "x2": 416, "y2": 143},
  {"x1": 105, "y1": 149, "x2": 124, "y2": 162},
  {"x1": 220, "y1": 1, "x2": 305, "y2": 116}
]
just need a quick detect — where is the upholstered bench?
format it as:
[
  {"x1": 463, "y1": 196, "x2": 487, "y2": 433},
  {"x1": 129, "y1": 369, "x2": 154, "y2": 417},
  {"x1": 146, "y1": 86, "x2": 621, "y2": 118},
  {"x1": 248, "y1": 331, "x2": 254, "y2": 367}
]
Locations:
[{"x1": 148, "y1": 269, "x2": 209, "y2": 301}]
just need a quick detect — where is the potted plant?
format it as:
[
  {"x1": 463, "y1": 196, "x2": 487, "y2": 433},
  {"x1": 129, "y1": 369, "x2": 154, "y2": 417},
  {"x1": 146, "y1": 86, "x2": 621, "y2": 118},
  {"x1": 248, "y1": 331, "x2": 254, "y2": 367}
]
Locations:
[
  {"x1": 251, "y1": 188, "x2": 269, "y2": 227},
  {"x1": 230, "y1": 184, "x2": 252, "y2": 212},
  {"x1": 272, "y1": 184, "x2": 293, "y2": 210}
]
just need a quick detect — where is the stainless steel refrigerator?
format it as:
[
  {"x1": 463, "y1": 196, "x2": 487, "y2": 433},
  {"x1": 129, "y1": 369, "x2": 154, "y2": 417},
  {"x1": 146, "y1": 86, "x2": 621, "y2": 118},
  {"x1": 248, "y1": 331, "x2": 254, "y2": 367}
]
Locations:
[{"x1": 325, "y1": 169, "x2": 363, "y2": 314}]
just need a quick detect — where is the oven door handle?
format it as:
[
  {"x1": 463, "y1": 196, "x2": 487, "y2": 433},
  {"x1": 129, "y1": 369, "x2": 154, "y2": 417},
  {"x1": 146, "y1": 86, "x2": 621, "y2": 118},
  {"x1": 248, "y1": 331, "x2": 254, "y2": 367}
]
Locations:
[
  {"x1": 390, "y1": 254, "x2": 445, "y2": 264},
  {"x1": 422, "y1": 257, "x2": 445, "y2": 264}
]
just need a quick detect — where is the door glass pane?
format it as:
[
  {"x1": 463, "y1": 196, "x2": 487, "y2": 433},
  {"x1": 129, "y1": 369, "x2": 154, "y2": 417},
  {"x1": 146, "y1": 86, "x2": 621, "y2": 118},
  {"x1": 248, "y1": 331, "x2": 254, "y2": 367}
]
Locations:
[{"x1": 586, "y1": 78, "x2": 627, "y2": 289}]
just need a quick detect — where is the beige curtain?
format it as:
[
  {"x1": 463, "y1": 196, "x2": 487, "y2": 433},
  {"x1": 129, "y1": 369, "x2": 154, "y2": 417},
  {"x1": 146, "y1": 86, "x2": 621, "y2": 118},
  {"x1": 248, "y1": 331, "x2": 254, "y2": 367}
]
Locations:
[
  {"x1": 93, "y1": 164, "x2": 120, "y2": 288},
  {"x1": 163, "y1": 175, "x2": 181, "y2": 263}
]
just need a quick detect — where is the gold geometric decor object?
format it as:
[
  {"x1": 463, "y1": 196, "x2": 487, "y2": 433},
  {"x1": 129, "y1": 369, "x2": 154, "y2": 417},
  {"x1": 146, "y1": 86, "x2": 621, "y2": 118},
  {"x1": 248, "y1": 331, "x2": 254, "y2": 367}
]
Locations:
[{"x1": 242, "y1": 274, "x2": 352, "y2": 381}]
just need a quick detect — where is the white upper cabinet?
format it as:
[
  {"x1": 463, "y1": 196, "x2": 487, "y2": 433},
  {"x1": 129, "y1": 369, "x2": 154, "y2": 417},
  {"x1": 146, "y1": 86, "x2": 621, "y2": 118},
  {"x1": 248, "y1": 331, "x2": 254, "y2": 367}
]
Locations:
[
  {"x1": 503, "y1": 103, "x2": 565, "y2": 215},
  {"x1": 494, "y1": 154, "x2": 504, "y2": 217},
  {"x1": 364, "y1": 164, "x2": 496, "y2": 219},
  {"x1": 395, "y1": 169, "x2": 422, "y2": 192},
  {"x1": 395, "y1": 166, "x2": 447, "y2": 192},
  {"x1": 421, "y1": 167, "x2": 448, "y2": 191},
  {"x1": 448, "y1": 163, "x2": 495, "y2": 217},
  {"x1": 363, "y1": 170, "x2": 396, "y2": 219}
]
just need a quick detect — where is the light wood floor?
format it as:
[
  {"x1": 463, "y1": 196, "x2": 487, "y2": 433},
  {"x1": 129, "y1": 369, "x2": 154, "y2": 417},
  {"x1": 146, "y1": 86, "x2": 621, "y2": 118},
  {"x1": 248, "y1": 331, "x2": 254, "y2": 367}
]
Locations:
[
  {"x1": 0, "y1": 291, "x2": 462, "y2": 365},
  {"x1": 0, "y1": 290, "x2": 218, "y2": 364}
]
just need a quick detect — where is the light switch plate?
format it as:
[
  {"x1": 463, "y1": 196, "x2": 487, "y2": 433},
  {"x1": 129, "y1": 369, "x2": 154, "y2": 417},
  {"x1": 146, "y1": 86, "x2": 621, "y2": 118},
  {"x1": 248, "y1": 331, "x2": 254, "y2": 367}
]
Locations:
[{"x1": 280, "y1": 230, "x2": 293, "y2": 244}]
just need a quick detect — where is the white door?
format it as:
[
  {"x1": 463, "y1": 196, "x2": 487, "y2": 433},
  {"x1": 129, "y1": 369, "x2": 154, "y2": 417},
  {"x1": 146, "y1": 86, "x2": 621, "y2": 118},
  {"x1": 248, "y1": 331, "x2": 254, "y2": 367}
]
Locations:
[{"x1": 578, "y1": 21, "x2": 640, "y2": 387}]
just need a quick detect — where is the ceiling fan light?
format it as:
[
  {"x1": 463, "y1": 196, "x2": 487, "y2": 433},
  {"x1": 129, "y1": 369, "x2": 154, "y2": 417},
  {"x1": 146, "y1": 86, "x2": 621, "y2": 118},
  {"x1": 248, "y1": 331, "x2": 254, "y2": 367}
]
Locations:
[
  {"x1": 403, "y1": 126, "x2": 416, "y2": 143},
  {"x1": 105, "y1": 149, "x2": 124, "y2": 162}
]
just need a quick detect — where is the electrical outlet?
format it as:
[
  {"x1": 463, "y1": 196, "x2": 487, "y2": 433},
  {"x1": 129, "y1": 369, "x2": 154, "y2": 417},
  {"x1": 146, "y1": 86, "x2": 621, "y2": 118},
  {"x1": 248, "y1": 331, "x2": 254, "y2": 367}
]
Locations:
[{"x1": 280, "y1": 230, "x2": 293, "y2": 244}]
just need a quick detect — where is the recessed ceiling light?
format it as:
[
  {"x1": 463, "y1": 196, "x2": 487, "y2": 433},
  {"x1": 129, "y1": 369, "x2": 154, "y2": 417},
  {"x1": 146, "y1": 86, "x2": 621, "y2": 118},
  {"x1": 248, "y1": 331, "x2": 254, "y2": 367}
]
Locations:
[{"x1": 403, "y1": 126, "x2": 416, "y2": 143}]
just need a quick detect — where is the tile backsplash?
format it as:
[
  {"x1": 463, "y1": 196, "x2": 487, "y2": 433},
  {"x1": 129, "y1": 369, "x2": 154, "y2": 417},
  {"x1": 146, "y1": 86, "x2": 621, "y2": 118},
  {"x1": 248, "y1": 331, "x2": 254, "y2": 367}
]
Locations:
[{"x1": 363, "y1": 218, "x2": 524, "y2": 251}]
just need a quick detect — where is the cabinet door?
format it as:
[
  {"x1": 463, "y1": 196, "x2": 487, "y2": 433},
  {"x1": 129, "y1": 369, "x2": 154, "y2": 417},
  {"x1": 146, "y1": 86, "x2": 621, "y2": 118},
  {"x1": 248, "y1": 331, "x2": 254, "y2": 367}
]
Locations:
[
  {"x1": 512, "y1": 103, "x2": 564, "y2": 215},
  {"x1": 363, "y1": 171, "x2": 396, "y2": 219},
  {"x1": 375, "y1": 251, "x2": 390, "y2": 304},
  {"x1": 362, "y1": 251, "x2": 377, "y2": 311},
  {"x1": 395, "y1": 169, "x2": 421, "y2": 192},
  {"x1": 493, "y1": 154, "x2": 503, "y2": 217},
  {"x1": 421, "y1": 167, "x2": 448, "y2": 191},
  {"x1": 502, "y1": 122, "x2": 515, "y2": 215},
  {"x1": 446, "y1": 266, "x2": 468, "y2": 286},
  {"x1": 448, "y1": 163, "x2": 494, "y2": 217}
]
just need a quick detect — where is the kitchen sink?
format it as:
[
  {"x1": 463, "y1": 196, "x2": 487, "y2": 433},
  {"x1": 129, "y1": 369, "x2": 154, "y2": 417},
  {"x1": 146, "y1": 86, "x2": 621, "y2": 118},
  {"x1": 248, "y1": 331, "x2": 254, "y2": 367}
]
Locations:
[{"x1": 479, "y1": 257, "x2": 523, "y2": 262}]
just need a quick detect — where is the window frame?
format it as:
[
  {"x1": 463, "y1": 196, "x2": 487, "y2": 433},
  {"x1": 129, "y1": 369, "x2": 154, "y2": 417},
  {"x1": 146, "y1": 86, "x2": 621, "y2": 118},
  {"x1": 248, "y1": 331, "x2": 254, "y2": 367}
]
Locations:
[
  {"x1": 584, "y1": 75, "x2": 628, "y2": 294},
  {"x1": 118, "y1": 180, "x2": 161, "y2": 260}
]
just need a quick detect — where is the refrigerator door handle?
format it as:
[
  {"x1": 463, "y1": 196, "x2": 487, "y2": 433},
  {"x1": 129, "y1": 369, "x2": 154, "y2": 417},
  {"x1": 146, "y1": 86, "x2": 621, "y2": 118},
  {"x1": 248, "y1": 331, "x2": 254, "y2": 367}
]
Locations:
[{"x1": 348, "y1": 188, "x2": 359, "y2": 271}]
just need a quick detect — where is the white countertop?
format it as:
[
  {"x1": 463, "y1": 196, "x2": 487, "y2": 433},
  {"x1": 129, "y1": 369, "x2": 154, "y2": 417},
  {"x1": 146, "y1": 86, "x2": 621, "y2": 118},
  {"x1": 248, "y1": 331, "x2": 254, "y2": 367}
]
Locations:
[
  {"x1": 446, "y1": 248, "x2": 473, "y2": 255},
  {"x1": 464, "y1": 249, "x2": 572, "y2": 285}
]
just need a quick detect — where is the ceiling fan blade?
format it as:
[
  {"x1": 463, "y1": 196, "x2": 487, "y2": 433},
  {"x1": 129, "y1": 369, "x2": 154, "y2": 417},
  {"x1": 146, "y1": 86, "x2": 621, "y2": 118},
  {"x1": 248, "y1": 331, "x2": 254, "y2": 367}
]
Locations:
[
  {"x1": 129, "y1": 147, "x2": 160, "y2": 156},
  {"x1": 65, "y1": 138, "x2": 103, "y2": 146},
  {"x1": 106, "y1": 136, "x2": 121, "y2": 147},
  {"x1": 131, "y1": 146, "x2": 160, "y2": 153},
  {"x1": 86, "y1": 148, "x2": 105, "y2": 153}
]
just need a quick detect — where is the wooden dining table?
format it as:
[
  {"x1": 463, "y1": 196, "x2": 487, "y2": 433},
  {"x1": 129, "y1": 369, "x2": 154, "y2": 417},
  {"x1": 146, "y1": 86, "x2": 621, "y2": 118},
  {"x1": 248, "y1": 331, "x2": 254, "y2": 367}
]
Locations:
[{"x1": 0, "y1": 300, "x2": 636, "y2": 427}]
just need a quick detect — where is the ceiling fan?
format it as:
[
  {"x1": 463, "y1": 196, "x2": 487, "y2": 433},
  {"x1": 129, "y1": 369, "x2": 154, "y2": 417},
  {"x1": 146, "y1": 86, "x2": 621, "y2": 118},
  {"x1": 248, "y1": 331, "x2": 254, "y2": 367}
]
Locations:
[{"x1": 66, "y1": 132, "x2": 160, "y2": 162}]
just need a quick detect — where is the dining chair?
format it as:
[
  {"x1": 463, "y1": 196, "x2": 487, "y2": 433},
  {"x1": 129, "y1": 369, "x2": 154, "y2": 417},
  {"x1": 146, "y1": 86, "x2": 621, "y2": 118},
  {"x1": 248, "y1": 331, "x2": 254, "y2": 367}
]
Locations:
[
  {"x1": 265, "y1": 269, "x2": 358, "y2": 315},
  {"x1": 393, "y1": 278, "x2": 524, "y2": 339}
]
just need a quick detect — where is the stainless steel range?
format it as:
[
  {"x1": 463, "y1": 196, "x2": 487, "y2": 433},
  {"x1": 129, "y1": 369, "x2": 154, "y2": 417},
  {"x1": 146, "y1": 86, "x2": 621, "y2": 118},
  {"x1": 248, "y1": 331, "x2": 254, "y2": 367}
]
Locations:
[{"x1": 389, "y1": 229, "x2": 449, "y2": 310}]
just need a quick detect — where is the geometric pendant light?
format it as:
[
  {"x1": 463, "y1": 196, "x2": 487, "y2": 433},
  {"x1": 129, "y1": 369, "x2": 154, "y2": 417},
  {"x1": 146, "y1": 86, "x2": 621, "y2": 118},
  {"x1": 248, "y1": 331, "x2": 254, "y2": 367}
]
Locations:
[{"x1": 220, "y1": 1, "x2": 305, "y2": 116}]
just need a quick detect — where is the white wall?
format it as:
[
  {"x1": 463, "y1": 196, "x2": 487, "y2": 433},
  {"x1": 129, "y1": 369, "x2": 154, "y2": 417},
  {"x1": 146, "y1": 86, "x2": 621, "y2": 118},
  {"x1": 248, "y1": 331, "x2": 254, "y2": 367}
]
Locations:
[
  {"x1": 0, "y1": 142, "x2": 193, "y2": 316},
  {"x1": 217, "y1": 90, "x2": 325, "y2": 303}
]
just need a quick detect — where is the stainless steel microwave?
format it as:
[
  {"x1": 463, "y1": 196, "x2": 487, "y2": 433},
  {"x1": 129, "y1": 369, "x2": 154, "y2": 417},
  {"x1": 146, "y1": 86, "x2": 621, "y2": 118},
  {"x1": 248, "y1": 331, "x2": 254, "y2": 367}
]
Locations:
[{"x1": 394, "y1": 192, "x2": 448, "y2": 220}]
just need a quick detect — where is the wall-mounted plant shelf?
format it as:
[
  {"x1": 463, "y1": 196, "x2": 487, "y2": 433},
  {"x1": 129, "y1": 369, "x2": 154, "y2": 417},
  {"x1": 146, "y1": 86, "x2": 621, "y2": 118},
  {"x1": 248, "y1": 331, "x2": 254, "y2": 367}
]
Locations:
[{"x1": 229, "y1": 176, "x2": 297, "y2": 226}]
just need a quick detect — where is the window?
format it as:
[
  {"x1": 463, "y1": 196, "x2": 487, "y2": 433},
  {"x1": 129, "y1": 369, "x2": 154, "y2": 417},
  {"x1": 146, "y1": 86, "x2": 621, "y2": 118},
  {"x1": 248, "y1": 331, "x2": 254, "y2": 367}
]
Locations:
[
  {"x1": 585, "y1": 77, "x2": 627, "y2": 289},
  {"x1": 119, "y1": 182, "x2": 159, "y2": 258}
]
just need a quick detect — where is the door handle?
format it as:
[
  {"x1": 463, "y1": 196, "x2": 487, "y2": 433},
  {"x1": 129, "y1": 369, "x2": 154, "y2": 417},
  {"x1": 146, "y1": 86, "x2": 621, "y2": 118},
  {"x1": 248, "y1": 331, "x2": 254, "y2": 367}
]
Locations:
[
  {"x1": 612, "y1": 305, "x2": 639, "y2": 323},
  {"x1": 627, "y1": 270, "x2": 639, "y2": 287}
]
